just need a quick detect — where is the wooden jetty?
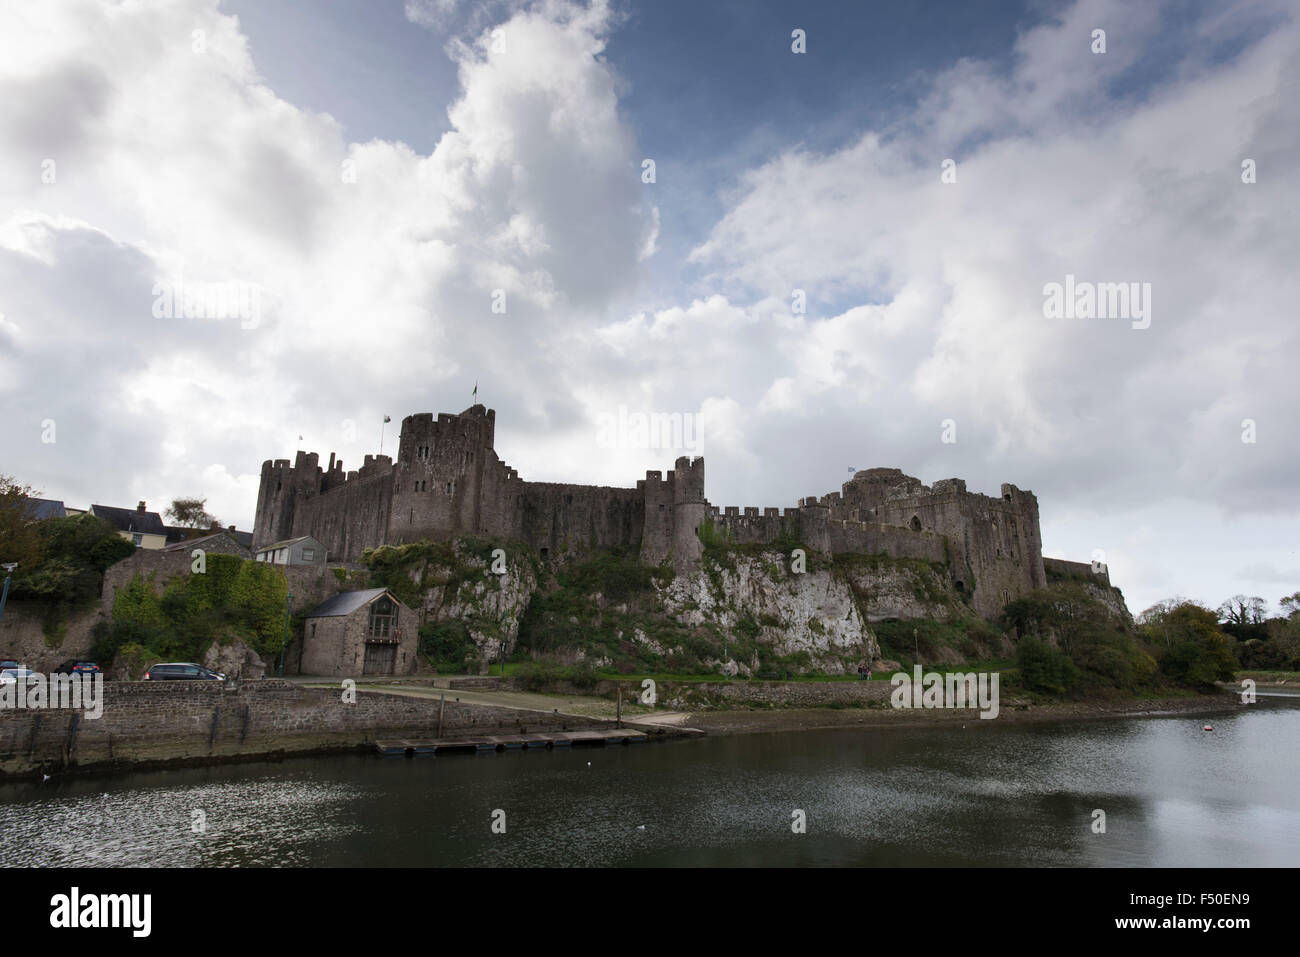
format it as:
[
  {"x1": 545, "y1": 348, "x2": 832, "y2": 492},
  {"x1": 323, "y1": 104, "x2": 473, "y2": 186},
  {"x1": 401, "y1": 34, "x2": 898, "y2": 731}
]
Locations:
[{"x1": 374, "y1": 727, "x2": 649, "y2": 756}]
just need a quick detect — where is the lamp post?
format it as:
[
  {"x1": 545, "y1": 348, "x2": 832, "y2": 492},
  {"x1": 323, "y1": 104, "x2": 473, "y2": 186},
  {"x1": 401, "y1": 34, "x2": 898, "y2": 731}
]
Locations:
[{"x1": 0, "y1": 563, "x2": 15, "y2": 627}]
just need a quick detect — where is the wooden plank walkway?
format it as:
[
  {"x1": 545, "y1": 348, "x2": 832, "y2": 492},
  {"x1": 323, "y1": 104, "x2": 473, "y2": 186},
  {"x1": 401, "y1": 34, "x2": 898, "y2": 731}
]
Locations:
[{"x1": 375, "y1": 728, "x2": 649, "y2": 756}]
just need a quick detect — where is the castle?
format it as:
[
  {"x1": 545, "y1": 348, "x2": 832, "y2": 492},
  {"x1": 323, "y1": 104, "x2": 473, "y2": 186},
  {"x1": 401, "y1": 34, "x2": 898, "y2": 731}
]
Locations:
[{"x1": 252, "y1": 404, "x2": 1101, "y2": 619}]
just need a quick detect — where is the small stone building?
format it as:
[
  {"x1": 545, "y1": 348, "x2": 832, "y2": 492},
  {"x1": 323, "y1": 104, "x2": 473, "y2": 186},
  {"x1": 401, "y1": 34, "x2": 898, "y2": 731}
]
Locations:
[
  {"x1": 255, "y1": 535, "x2": 327, "y2": 566},
  {"x1": 301, "y1": 588, "x2": 418, "y2": 677},
  {"x1": 161, "y1": 529, "x2": 252, "y2": 559}
]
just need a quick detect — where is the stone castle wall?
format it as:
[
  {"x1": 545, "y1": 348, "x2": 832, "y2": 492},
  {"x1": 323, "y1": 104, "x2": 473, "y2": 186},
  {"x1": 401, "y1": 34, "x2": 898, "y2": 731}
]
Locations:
[{"x1": 250, "y1": 406, "x2": 1063, "y2": 619}]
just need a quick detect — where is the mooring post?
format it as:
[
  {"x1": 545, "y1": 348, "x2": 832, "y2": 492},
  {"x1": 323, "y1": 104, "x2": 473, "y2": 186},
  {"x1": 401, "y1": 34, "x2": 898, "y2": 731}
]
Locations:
[
  {"x1": 64, "y1": 713, "x2": 79, "y2": 766},
  {"x1": 437, "y1": 692, "x2": 446, "y2": 738},
  {"x1": 27, "y1": 713, "x2": 41, "y2": 757}
]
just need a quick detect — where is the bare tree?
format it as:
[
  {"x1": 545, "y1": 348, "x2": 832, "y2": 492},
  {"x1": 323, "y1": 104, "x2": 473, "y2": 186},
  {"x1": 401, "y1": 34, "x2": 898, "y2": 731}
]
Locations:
[{"x1": 1218, "y1": 594, "x2": 1268, "y2": 626}]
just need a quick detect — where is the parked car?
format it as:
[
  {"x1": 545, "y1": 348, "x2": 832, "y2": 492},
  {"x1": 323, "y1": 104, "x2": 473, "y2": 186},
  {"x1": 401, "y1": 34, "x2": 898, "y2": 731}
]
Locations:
[
  {"x1": 0, "y1": 668, "x2": 40, "y2": 686},
  {"x1": 142, "y1": 663, "x2": 226, "y2": 681},
  {"x1": 54, "y1": 660, "x2": 101, "y2": 677},
  {"x1": 0, "y1": 659, "x2": 20, "y2": 672}
]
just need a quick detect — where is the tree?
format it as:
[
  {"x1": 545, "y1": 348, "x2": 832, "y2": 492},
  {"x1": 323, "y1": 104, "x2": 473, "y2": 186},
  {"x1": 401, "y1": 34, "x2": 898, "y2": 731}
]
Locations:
[
  {"x1": 1280, "y1": 592, "x2": 1300, "y2": 621},
  {"x1": 1015, "y1": 635, "x2": 1079, "y2": 695},
  {"x1": 1217, "y1": 594, "x2": 1269, "y2": 626},
  {"x1": 1155, "y1": 603, "x2": 1238, "y2": 689},
  {"x1": 0, "y1": 474, "x2": 46, "y2": 574},
  {"x1": 166, "y1": 497, "x2": 218, "y2": 529},
  {"x1": 10, "y1": 515, "x2": 134, "y2": 604}
]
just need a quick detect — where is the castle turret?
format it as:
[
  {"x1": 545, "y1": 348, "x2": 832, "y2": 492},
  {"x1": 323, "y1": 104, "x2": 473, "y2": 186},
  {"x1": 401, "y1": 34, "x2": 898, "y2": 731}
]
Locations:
[{"x1": 671, "y1": 456, "x2": 707, "y2": 567}]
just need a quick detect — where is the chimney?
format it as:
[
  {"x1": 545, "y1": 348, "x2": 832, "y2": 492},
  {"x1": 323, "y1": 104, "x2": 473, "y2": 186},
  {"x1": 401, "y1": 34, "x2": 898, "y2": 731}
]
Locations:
[{"x1": 137, "y1": 501, "x2": 146, "y2": 513}]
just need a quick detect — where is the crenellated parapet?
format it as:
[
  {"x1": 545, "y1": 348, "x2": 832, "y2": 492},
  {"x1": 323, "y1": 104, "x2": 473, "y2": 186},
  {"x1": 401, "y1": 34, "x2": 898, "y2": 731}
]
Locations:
[{"x1": 249, "y1": 406, "x2": 1077, "y2": 620}]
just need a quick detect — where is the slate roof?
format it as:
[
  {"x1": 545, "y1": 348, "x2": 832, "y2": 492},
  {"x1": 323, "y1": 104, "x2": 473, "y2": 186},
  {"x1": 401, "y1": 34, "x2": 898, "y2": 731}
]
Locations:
[
  {"x1": 305, "y1": 588, "x2": 393, "y2": 618},
  {"x1": 165, "y1": 525, "x2": 254, "y2": 548},
  {"x1": 255, "y1": 535, "x2": 320, "y2": 552},
  {"x1": 90, "y1": 504, "x2": 167, "y2": 535},
  {"x1": 161, "y1": 530, "x2": 250, "y2": 555},
  {"x1": 22, "y1": 498, "x2": 66, "y2": 521}
]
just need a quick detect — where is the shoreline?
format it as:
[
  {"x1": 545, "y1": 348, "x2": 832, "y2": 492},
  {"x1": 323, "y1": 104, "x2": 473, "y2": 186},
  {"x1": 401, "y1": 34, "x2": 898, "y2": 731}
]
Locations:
[
  {"x1": 2, "y1": 688, "x2": 1262, "y2": 783},
  {"x1": 660, "y1": 692, "x2": 1248, "y2": 736}
]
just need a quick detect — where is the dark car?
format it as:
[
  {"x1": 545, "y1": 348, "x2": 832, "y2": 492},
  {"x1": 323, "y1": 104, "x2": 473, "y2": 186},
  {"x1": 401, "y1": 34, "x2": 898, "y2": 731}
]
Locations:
[
  {"x1": 0, "y1": 659, "x2": 20, "y2": 671},
  {"x1": 142, "y1": 663, "x2": 226, "y2": 681},
  {"x1": 54, "y1": 660, "x2": 101, "y2": 677}
]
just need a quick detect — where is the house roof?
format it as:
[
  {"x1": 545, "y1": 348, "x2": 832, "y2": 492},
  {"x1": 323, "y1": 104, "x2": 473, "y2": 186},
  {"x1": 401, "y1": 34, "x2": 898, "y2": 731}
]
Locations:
[
  {"x1": 22, "y1": 498, "x2": 66, "y2": 521},
  {"x1": 161, "y1": 530, "x2": 250, "y2": 554},
  {"x1": 166, "y1": 525, "x2": 254, "y2": 548},
  {"x1": 90, "y1": 504, "x2": 167, "y2": 535},
  {"x1": 305, "y1": 588, "x2": 395, "y2": 618},
  {"x1": 255, "y1": 535, "x2": 321, "y2": 553}
]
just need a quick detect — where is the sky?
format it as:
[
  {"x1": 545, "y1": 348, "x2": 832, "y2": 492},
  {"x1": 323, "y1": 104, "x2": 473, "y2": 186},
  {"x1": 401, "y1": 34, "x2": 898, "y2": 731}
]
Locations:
[{"x1": 0, "y1": 0, "x2": 1296, "y2": 619}]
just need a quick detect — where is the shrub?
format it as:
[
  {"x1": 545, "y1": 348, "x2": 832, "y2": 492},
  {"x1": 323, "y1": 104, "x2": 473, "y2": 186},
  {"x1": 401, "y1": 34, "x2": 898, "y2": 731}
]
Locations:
[
  {"x1": 419, "y1": 619, "x2": 479, "y2": 673},
  {"x1": 1016, "y1": 635, "x2": 1079, "y2": 695}
]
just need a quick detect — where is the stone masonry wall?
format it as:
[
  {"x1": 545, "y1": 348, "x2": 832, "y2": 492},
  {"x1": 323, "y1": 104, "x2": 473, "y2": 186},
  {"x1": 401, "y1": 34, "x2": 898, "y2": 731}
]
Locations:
[{"x1": 0, "y1": 679, "x2": 609, "y2": 775}]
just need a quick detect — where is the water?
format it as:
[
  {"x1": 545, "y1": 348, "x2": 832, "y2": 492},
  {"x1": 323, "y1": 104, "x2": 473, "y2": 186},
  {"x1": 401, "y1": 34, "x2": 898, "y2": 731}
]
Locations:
[{"x1": 2, "y1": 694, "x2": 1297, "y2": 867}]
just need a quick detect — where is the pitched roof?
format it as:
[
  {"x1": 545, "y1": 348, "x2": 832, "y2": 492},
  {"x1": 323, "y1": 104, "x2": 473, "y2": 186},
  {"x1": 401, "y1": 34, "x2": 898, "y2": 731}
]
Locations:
[
  {"x1": 255, "y1": 535, "x2": 321, "y2": 552},
  {"x1": 22, "y1": 498, "x2": 66, "y2": 521},
  {"x1": 165, "y1": 525, "x2": 254, "y2": 548},
  {"x1": 305, "y1": 588, "x2": 394, "y2": 618},
  {"x1": 90, "y1": 504, "x2": 167, "y2": 535},
  {"x1": 161, "y1": 530, "x2": 250, "y2": 554}
]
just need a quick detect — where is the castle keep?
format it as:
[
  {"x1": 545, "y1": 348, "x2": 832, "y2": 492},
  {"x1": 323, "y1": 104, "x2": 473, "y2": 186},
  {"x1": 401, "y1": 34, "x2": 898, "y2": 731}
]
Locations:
[{"x1": 253, "y1": 404, "x2": 1071, "y2": 618}]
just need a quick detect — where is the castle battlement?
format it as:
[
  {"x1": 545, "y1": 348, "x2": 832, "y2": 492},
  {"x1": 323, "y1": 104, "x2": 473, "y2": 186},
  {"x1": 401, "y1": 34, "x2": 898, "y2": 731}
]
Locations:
[{"x1": 252, "y1": 405, "x2": 1058, "y2": 618}]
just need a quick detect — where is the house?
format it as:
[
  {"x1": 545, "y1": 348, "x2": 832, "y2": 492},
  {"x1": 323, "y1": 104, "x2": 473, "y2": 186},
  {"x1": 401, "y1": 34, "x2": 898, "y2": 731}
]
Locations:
[
  {"x1": 90, "y1": 501, "x2": 168, "y2": 549},
  {"x1": 161, "y1": 529, "x2": 252, "y2": 559},
  {"x1": 165, "y1": 523, "x2": 254, "y2": 550},
  {"x1": 255, "y1": 535, "x2": 326, "y2": 566},
  {"x1": 20, "y1": 498, "x2": 66, "y2": 521},
  {"x1": 301, "y1": 588, "x2": 417, "y2": 677}
]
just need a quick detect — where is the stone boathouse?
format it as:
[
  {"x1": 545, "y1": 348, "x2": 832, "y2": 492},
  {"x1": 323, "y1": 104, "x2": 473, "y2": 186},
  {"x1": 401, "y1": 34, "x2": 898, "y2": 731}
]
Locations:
[{"x1": 301, "y1": 588, "x2": 416, "y2": 677}]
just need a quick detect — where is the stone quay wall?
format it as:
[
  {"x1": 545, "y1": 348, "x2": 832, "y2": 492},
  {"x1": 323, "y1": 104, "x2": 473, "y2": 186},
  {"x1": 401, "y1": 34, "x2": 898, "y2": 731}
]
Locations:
[{"x1": 0, "y1": 679, "x2": 608, "y2": 777}]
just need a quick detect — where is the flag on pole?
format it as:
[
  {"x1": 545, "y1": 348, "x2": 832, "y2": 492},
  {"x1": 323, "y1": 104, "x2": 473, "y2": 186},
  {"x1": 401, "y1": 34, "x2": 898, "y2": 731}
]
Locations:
[
  {"x1": 383, "y1": 415, "x2": 391, "y2": 423},
  {"x1": 472, "y1": 381, "x2": 478, "y2": 399}
]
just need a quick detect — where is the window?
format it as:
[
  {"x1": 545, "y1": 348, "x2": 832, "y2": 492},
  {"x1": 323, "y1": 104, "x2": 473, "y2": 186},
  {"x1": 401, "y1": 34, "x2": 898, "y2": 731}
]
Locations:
[
  {"x1": 302, "y1": 548, "x2": 315, "y2": 562},
  {"x1": 132, "y1": 533, "x2": 143, "y2": 547},
  {"x1": 414, "y1": 481, "x2": 419, "y2": 492},
  {"x1": 910, "y1": 516, "x2": 922, "y2": 531},
  {"x1": 368, "y1": 596, "x2": 397, "y2": 638},
  {"x1": 446, "y1": 482, "x2": 452, "y2": 494}
]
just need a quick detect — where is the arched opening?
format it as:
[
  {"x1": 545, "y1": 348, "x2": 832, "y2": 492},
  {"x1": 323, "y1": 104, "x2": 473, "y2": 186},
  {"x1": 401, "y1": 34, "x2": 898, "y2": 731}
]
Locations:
[
  {"x1": 955, "y1": 580, "x2": 964, "y2": 593},
  {"x1": 910, "y1": 515, "x2": 922, "y2": 531},
  {"x1": 539, "y1": 547, "x2": 549, "y2": 560}
]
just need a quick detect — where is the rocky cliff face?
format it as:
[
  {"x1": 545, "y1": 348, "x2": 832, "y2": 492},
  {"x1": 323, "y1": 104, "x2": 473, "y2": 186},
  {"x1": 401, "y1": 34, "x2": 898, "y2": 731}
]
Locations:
[
  {"x1": 657, "y1": 555, "x2": 880, "y2": 675},
  {"x1": 496, "y1": 546, "x2": 984, "y2": 676}
]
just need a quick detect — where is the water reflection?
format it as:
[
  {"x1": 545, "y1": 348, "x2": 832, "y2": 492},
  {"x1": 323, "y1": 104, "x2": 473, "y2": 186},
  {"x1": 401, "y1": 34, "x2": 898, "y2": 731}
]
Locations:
[{"x1": 2, "y1": 696, "x2": 1296, "y2": 867}]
